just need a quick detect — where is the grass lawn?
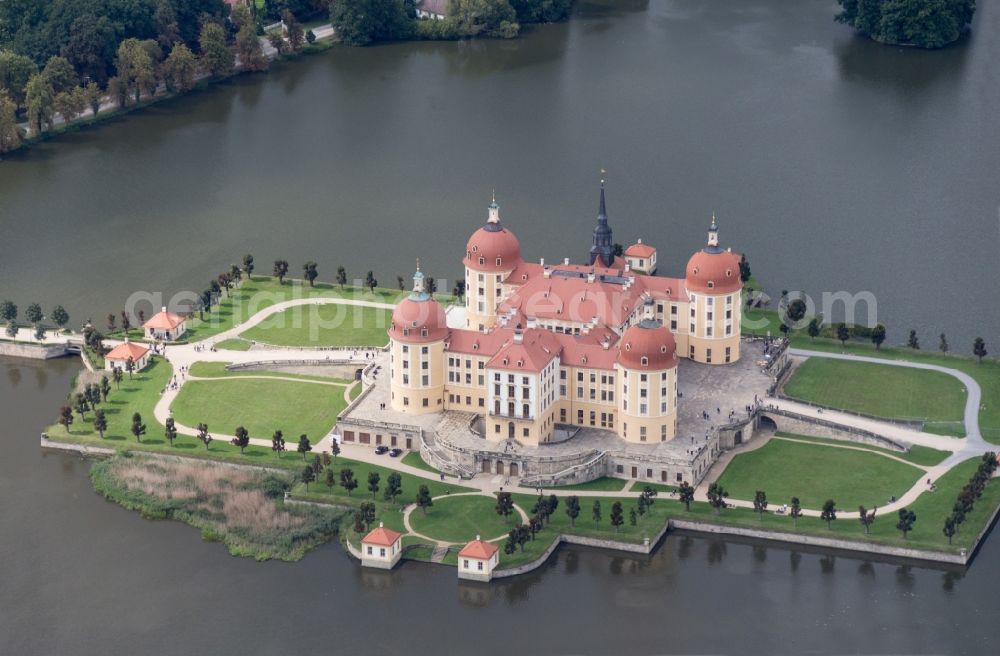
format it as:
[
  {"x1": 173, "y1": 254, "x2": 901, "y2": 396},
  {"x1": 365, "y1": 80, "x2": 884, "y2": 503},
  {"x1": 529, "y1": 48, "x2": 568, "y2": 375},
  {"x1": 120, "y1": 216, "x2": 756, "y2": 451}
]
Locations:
[
  {"x1": 183, "y1": 276, "x2": 455, "y2": 343},
  {"x1": 215, "y1": 338, "x2": 252, "y2": 351},
  {"x1": 402, "y1": 451, "x2": 440, "y2": 474},
  {"x1": 239, "y1": 304, "x2": 392, "y2": 348},
  {"x1": 715, "y1": 439, "x2": 924, "y2": 509},
  {"x1": 170, "y1": 378, "x2": 346, "y2": 442},
  {"x1": 188, "y1": 361, "x2": 352, "y2": 385},
  {"x1": 409, "y1": 494, "x2": 514, "y2": 543},
  {"x1": 629, "y1": 481, "x2": 677, "y2": 494},
  {"x1": 348, "y1": 383, "x2": 362, "y2": 401},
  {"x1": 785, "y1": 358, "x2": 967, "y2": 434},
  {"x1": 526, "y1": 476, "x2": 630, "y2": 492},
  {"x1": 773, "y1": 432, "x2": 951, "y2": 467}
]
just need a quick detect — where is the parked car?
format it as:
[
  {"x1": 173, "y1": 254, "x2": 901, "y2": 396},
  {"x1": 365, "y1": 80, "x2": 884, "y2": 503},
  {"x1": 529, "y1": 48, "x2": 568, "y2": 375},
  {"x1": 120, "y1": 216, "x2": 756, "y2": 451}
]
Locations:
[
  {"x1": 374, "y1": 446, "x2": 389, "y2": 455},
  {"x1": 388, "y1": 448, "x2": 402, "y2": 458}
]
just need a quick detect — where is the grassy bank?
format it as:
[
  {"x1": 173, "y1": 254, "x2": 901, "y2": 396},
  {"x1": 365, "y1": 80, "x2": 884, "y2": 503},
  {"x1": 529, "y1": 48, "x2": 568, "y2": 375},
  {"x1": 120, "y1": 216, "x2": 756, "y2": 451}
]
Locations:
[
  {"x1": 188, "y1": 361, "x2": 353, "y2": 384},
  {"x1": 772, "y1": 432, "x2": 950, "y2": 466},
  {"x1": 785, "y1": 358, "x2": 966, "y2": 436},
  {"x1": 90, "y1": 454, "x2": 346, "y2": 561},
  {"x1": 239, "y1": 304, "x2": 392, "y2": 347}
]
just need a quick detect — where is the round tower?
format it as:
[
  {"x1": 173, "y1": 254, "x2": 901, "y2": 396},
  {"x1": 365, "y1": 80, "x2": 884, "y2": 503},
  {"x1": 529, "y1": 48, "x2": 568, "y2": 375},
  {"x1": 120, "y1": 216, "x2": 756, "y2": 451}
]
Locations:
[
  {"x1": 388, "y1": 268, "x2": 448, "y2": 414},
  {"x1": 684, "y1": 215, "x2": 743, "y2": 365},
  {"x1": 463, "y1": 196, "x2": 522, "y2": 331},
  {"x1": 615, "y1": 298, "x2": 679, "y2": 443}
]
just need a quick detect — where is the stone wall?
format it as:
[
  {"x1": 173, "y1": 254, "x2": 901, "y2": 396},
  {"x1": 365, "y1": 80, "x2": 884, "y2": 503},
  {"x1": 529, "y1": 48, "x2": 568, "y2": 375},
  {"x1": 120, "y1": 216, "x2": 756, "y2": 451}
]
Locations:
[
  {"x1": 760, "y1": 409, "x2": 908, "y2": 451},
  {"x1": 0, "y1": 341, "x2": 71, "y2": 360}
]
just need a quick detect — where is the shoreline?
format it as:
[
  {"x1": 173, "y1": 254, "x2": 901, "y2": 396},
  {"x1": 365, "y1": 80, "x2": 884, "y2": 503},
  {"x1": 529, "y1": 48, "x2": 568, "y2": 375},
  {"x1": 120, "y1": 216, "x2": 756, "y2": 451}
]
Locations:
[{"x1": 40, "y1": 436, "x2": 997, "y2": 574}]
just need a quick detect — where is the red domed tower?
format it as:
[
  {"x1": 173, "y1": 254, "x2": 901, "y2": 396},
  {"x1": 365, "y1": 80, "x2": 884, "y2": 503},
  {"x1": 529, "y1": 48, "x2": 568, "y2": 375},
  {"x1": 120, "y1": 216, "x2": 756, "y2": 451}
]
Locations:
[
  {"x1": 684, "y1": 215, "x2": 743, "y2": 365},
  {"x1": 388, "y1": 268, "x2": 448, "y2": 414},
  {"x1": 615, "y1": 298, "x2": 679, "y2": 443},
  {"x1": 463, "y1": 196, "x2": 522, "y2": 331}
]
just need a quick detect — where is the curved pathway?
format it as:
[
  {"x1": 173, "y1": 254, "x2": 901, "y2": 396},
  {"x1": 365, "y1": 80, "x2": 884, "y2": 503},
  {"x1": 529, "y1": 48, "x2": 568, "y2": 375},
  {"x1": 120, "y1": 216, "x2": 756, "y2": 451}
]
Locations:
[{"x1": 402, "y1": 492, "x2": 530, "y2": 546}]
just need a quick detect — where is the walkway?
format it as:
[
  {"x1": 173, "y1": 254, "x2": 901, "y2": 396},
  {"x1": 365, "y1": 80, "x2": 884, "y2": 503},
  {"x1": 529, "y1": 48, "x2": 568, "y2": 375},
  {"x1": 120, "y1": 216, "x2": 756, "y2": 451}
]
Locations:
[{"x1": 401, "y1": 492, "x2": 530, "y2": 549}]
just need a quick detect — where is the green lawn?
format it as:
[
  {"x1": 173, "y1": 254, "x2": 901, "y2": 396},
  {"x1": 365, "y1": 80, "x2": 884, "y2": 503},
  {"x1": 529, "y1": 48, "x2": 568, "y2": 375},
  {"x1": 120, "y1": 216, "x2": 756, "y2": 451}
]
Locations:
[
  {"x1": 715, "y1": 439, "x2": 924, "y2": 509},
  {"x1": 629, "y1": 481, "x2": 677, "y2": 494},
  {"x1": 348, "y1": 382, "x2": 362, "y2": 401},
  {"x1": 239, "y1": 304, "x2": 392, "y2": 348},
  {"x1": 773, "y1": 432, "x2": 951, "y2": 467},
  {"x1": 188, "y1": 361, "x2": 352, "y2": 385},
  {"x1": 526, "y1": 476, "x2": 630, "y2": 492},
  {"x1": 170, "y1": 378, "x2": 346, "y2": 442},
  {"x1": 290, "y1": 458, "x2": 470, "y2": 506},
  {"x1": 409, "y1": 494, "x2": 514, "y2": 543},
  {"x1": 402, "y1": 451, "x2": 440, "y2": 474},
  {"x1": 183, "y1": 276, "x2": 424, "y2": 342},
  {"x1": 785, "y1": 357, "x2": 967, "y2": 434},
  {"x1": 215, "y1": 338, "x2": 252, "y2": 351}
]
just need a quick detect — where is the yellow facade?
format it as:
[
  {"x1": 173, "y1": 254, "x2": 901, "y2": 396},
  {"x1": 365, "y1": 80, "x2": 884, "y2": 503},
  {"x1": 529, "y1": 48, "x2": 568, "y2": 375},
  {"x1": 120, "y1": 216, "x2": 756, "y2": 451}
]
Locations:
[{"x1": 389, "y1": 338, "x2": 446, "y2": 414}]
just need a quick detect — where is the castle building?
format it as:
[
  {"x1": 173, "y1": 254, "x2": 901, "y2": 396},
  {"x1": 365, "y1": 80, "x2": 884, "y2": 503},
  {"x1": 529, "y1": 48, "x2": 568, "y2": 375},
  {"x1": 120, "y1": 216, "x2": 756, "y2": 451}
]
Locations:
[{"x1": 387, "y1": 185, "x2": 744, "y2": 447}]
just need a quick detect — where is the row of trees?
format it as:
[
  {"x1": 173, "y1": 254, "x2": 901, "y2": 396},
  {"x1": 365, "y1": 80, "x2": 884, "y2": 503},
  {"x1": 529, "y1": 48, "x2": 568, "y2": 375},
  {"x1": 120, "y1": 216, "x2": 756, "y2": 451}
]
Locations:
[
  {"x1": 0, "y1": 299, "x2": 69, "y2": 339},
  {"x1": 942, "y1": 452, "x2": 998, "y2": 544},
  {"x1": 836, "y1": 0, "x2": 975, "y2": 49}
]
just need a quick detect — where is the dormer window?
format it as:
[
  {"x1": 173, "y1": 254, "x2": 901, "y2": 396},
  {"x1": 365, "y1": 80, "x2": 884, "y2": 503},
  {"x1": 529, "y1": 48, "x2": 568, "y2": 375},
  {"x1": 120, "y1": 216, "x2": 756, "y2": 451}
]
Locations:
[
  {"x1": 403, "y1": 328, "x2": 409, "y2": 336},
  {"x1": 726, "y1": 269, "x2": 732, "y2": 277},
  {"x1": 707, "y1": 281, "x2": 714, "y2": 289},
  {"x1": 496, "y1": 257, "x2": 502, "y2": 266},
  {"x1": 421, "y1": 328, "x2": 428, "y2": 337},
  {"x1": 641, "y1": 356, "x2": 649, "y2": 366},
  {"x1": 479, "y1": 257, "x2": 485, "y2": 265},
  {"x1": 473, "y1": 343, "x2": 479, "y2": 350},
  {"x1": 472, "y1": 245, "x2": 478, "y2": 252},
  {"x1": 625, "y1": 344, "x2": 631, "y2": 351},
  {"x1": 660, "y1": 345, "x2": 668, "y2": 354},
  {"x1": 692, "y1": 267, "x2": 699, "y2": 275}
]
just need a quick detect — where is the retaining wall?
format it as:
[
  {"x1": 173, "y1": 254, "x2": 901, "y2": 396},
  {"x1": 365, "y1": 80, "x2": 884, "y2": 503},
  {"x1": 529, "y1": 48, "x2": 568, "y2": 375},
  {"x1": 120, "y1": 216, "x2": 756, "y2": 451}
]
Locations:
[{"x1": 0, "y1": 342, "x2": 71, "y2": 360}]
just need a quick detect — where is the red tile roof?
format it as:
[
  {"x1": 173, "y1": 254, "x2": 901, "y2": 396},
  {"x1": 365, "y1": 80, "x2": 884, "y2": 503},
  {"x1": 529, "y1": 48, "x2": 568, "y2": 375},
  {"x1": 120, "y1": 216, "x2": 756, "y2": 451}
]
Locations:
[
  {"x1": 144, "y1": 310, "x2": 186, "y2": 330},
  {"x1": 458, "y1": 539, "x2": 499, "y2": 560},
  {"x1": 362, "y1": 525, "x2": 401, "y2": 547},
  {"x1": 625, "y1": 242, "x2": 656, "y2": 258},
  {"x1": 486, "y1": 329, "x2": 561, "y2": 373},
  {"x1": 105, "y1": 341, "x2": 150, "y2": 362}
]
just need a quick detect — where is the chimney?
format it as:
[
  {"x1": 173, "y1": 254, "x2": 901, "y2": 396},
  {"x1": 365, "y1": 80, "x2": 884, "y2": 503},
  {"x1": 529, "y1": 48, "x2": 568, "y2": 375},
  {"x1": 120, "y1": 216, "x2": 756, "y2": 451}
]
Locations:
[
  {"x1": 637, "y1": 238, "x2": 643, "y2": 244},
  {"x1": 563, "y1": 257, "x2": 570, "y2": 265},
  {"x1": 587, "y1": 272, "x2": 596, "y2": 283},
  {"x1": 161, "y1": 306, "x2": 167, "y2": 313},
  {"x1": 624, "y1": 263, "x2": 630, "y2": 272},
  {"x1": 540, "y1": 258, "x2": 545, "y2": 266},
  {"x1": 513, "y1": 330, "x2": 524, "y2": 344},
  {"x1": 601, "y1": 338, "x2": 610, "y2": 350},
  {"x1": 379, "y1": 521, "x2": 384, "y2": 528},
  {"x1": 475, "y1": 535, "x2": 481, "y2": 541}
]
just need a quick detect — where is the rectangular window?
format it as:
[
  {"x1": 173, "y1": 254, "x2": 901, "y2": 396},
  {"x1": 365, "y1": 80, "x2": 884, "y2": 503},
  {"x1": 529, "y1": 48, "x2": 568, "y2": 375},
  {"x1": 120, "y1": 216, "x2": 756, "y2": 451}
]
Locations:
[
  {"x1": 577, "y1": 410, "x2": 584, "y2": 424},
  {"x1": 640, "y1": 426, "x2": 647, "y2": 441},
  {"x1": 706, "y1": 349, "x2": 712, "y2": 363},
  {"x1": 577, "y1": 372, "x2": 583, "y2": 382},
  {"x1": 589, "y1": 411, "x2": 596, "y2": 426}
]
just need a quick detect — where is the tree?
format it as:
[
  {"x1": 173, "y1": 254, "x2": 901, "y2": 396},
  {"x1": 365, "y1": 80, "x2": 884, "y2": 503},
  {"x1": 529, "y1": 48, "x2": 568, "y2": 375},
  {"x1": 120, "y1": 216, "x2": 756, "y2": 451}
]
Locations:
[
  {"x1": 807, "y1": 317, "x2": 820, "y2": 341},
  {"x1": 835, "y1": 0, "x2": 975, "y2": 49},
  {"x1": 232, "y1": 425, "x2": 250, "y2": 453},
  {"x1": 677, "y1": 481, "x2": 695, "y2": 511},
  {"x1": 738, "y1": 253, "x2": 751, "y2": 283},
  {"x1": 495, "y1": 491, "x2": 514, "y2": 522},
  {"x1": 707, "y1": 482, "x2": 728, "y2": 515},
  {"x1": 453, "y1": 280, "x2": 465, "y2": 301},
  {"x1": 352, "y1": 510, "x2": 365, "y2": 534},
  {"x1": 836, "y1": 323, "x2": 850, "y2": 346},
  {"x1": 50, "y1": 305, "x2": 69, "y2": 330},
  {"x1": 242, "y1": 254, "x2": 255, "y2": 279},
  {"x1": 973, "y1": 337, "x2": 987, "y2": 364},
  {"x1": 359, "y1": 501, "x2": 377, "y2": 530},
  {"x1": 896, "y1": 508, "x2": 916, "y2": 539},
  {"x1": 0, "y1": 90, "x2": 22, "y2": 153},
  {"x1": 942, "y1": 515, "x2": 957, "y2": 545},
  {"x1": 93, "y1": 409, "x2": 107, "y2": 439},
  {"x1": 297, "y1": 433, "x2": 312, "y2": 458},
  {"x1": 282, "y1": 10, "x2": 305, "y2": 51},
  {"x1": 565, "y1": 495, "x2": 580, "y2": 526},
  {"x1": 547, "y1": 494, "x2": 558, "y2": 522},
  {"x1": 303, "y1": 261, "x2": 319, "y2": 287},
  {"x1": 74, "y1": 393, "x2": 89, "y2": 420},
  {"x1": 789, "y1": 497, "x2": 802, "y2": 528},
  {"x1": 330, "y1": 439, "x2": 340, "y2": 463},
  {"x1": 120, "y1": 310, "x2": 132, "y2": 335},
  {"x1": 100, "y1": 375, "x2": 111, "y2": 402},
  {"x1": 237, "y1": 23, "x2": 268, "y2": 71},
  {"x1": 340, "y1": 467, "x2": 358, "y2": 496},
  {"x1": 199, "y1": 22, "x2": 233, "y2": 77},
  {"x1": 784, "y1": 298, "x2": 806, "y2": 330},
  {"x1": 59, "y1": 405, "x2": 74, "y2": 433},
  {"x1": 271, "y1": 429, "x2": 285, "y2": 456},
  {"x1": 367, "y1": 471, "x2": 380, "y2": 498},
  {"x1": 306, "y1": 29, "x2": 316, "y2": 44},
  {"x1": 871, "y1": 323, "x2": 886, "y2": 351},
  {"x1": 609, "y1": 501, "x2": 624, "y2": 532},
  {"x1": 384, "y1": 471, "x2": 402, "y2": 504},
  {"x1": 301, "y1": 464, "x2": 315, "y2": 490},
  {"x1": 267, "y1": 31, "x2": 289, "y2": 56},
  {"x1": 858, "y1": 505, "x2": 876, "y2": 535},
  {"x1": 336, "y1": 265, "x2": 347, "y2": 288},
  {"x1": 125, "y1": 356, "x2": 136, "y2": 380},
  {"x1": 273, "y1": 259, "x2": 289, "y2": 283},
  {"x1": 42, "y1": 56, "x2": 77, "y2": 93},
  {"x1": 821, "y1": 499, "x2": 837, "y2": 529},
  {"x1": 629, "y1": 507, "x2": 637, "y2": 527},
  {"x1": 107, "y1": 76, "x2": 127, "y2": 108},
  {"x1": 0, "y1": 51, "x2": 38, "y2": 109},
  {"x1": 415, "y1": 483, "x2": 432, "y2": 514},
  {"x1": 83, "y1": 82, "x2": 103, "y2": 117},
  {"x1": 24, "y1": 303, "x2": 43, "y2": 328},
  {"x1": 112, "y1": 366, "x2": 123, "y2": 390},
  {"x1": 939, "y1": 332, "x2": 948, "y2": 354},
  {"x1": 324, "y1": 467, "x2": 335, "y2": 489},
  {"x1": 329, "y1": 0, "x2": 413, "y2": 46},
  {"x1": 396, "y1": 275, "x2": 405, "y2": 291},
  {"x1": 162, "y1": 41, "x2": 198, "y2": 92},
  {"x1": 155, "y1": 0, "x2": 181, "y2": 48},
  {"x1": 425, "y1": 276, "x2": 437, "y2": 295},
  {"x1": 450, "y1": 0, "x2": 520, "y2": 38},
  {"x1": 907, "y1": 329, "x2": 920, "y2": 349},
  {"x1": 131, "y1": 412, "x2": 146, "y2": 443},
  {"x1": 115, "y1": 38, "x2": 157, "y2": 105},
  {"x1": 531, "y1": 495, "x2": 550, "y2": 525},
  {"x1": 24, "y1": 73, "x2": 54, "y2": 134},
  {"x1": 592, "y1": 499, "x2": 601, "y2": 524},
  {"x1": 364, "y1": 271, "x2": 377, "y2": 293},
  {"x1": 165, "y1": 417, "x2": 178, "y2": 447},
  {"x1": 753, "y1": 490, "x2": 768, "y2": 519},
  {"x1": 197, "y1": 423, "x2": 212, "y2": 450},
  {"x1": 311, "y1": 454, "x2": 323, "y2": 476}
]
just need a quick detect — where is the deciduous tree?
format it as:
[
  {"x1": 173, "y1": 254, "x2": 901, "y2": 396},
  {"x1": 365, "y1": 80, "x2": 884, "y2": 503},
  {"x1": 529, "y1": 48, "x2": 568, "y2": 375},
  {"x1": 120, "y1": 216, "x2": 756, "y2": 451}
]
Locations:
[
  {"x1": 273, "y1": 260, "x2": 289, "y2": 283},
  {"x1": 565, "y1": 495, "x2": 580, "y2": 526},
  {"x1": 610, "y1": 501, "x2": 624, "y2": 532},
  {"x1": 93, "y1": 409, "x2": 107, "y2": 438},
  {"x1": 131, "y1": 412, "x2": 146, "y2": 443},
  {"x1": 165, "y1": 417, "x2": 178, "y2": 446},
  {"x1": 896, "y1": 507, "x2": 916, "y2": 539},
  {"x1": 707, "y1": 482, "x2": 728, "y2": 515},
  {"x1": 271, "y1": 429, "x2": 285, "y2": 456},
  {"x1": 232, "y1": 425, "x2": 250, "y2": 453},
  {"x1": 341, "y1": 467, "x2": 358, "y2": 496},
  {"x1": 821, "y1": 499, "x2": 837, "y2": 529},
  {"x1": 973, "y1": 337, "x2": 987, "y2": 364},
  {"x1": 162, "y1": 42, "x2": 198, "y2": 92},
  {"x1": 753, "y1": 490, "x2": 768, "y2": 519},
  {"x1": 237, "y1": 23, "x2": 268, "y2": 71},
  {"x1": 495, "y1": 491, "x2": 514, "y2": 522},
  {"x1": 199, "y1": 22, "x2": 233, "y2": 77},
  {"x1": 301, "y1": 464, "x2": 315, "y2": 490},
  {"x1": 678, "y1": 481, "x2": 694, "y2": 511},
  {"x1": 303, "y1": 261, "x2": 319, "y2": 287},
  {"x1": 871, "y1": 323, "x2": 886, "y2": 351},
  {"x1": 415, "y1": 483, "x2": 432, "y2": 514},
  {"x1": 59, "y1": 405, "x2": 74, "y2": 432},
  {"x1": 197, "y1": 422, "x2": 212, "y2": 449},
  {"x1": 367, "y1": 471, "x2": 380, "y2": 498},
  {"x1": 297, "y1": 433, "x2": 312, "y2": 458},
  {"x1": 384, "y1": 472, "x2": 402, "y2": 504}
]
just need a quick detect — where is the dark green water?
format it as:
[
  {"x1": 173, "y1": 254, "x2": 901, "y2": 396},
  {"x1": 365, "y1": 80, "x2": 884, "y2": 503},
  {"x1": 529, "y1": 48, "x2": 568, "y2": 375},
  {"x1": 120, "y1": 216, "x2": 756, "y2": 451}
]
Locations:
[{"x1": 2, "y1": 1, "x2": 999, "y2": 653}]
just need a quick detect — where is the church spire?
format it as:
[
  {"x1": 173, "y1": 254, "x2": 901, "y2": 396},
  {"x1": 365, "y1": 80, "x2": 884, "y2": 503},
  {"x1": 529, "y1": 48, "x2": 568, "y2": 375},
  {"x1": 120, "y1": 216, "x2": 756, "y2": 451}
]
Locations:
[
  {"x1": 589, "y1": 176, "x2": 614, "y2": 267},
  {"x1": 485, "y1": 191, "x2": 502, "y2": 231}
]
